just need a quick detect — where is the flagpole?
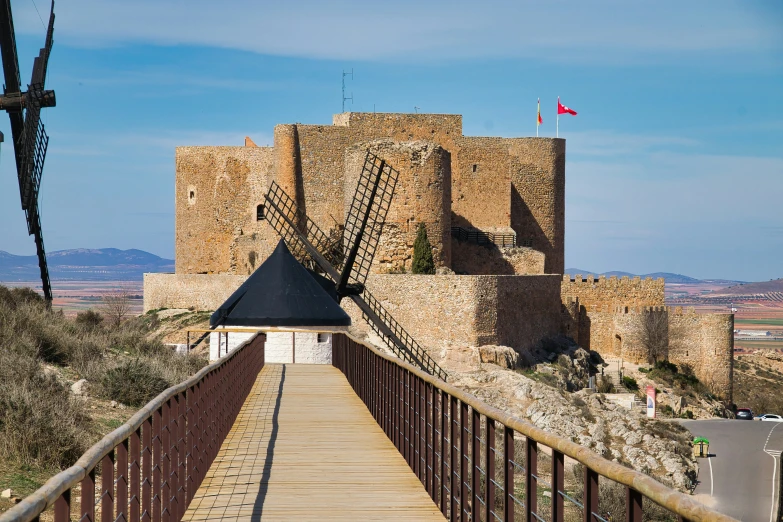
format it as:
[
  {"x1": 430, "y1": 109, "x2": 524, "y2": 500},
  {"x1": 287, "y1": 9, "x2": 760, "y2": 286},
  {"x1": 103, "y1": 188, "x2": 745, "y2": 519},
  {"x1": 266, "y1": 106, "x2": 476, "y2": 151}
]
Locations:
[{"x1": 556, "y1": 96, "x2": 559, "y2": 138}]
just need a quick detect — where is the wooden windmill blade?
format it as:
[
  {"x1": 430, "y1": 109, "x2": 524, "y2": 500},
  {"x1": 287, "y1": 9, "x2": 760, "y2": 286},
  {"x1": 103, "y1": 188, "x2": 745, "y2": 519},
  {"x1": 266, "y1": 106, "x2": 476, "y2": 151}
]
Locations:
[
  {"x1": 340, "y1": 152, "x2": 398, "y2": 288},
  {"x1": 0, "y1": 0, "x2": 56, "y2": 302},
  {"x1": 264, "y1": 153, "x2": 447, "y2": 380},
  {"x1": 264, "y1": 181, "x2": 346, "y2": 274}
]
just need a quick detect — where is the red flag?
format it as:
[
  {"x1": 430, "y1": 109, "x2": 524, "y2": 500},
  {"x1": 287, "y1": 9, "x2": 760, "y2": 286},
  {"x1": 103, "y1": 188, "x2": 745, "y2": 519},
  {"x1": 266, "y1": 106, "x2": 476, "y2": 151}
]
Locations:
[
  {"x1": 557, "y1": 97, "x2": 577, "y2": 116},
  {"x1": 537, "y1": 98, "x2": 543, "y2": 125}
]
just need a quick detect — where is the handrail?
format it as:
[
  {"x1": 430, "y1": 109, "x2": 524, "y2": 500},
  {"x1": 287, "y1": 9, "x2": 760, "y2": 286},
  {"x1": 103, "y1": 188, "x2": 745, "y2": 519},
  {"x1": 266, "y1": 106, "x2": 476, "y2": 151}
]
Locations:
[
  {"x1": 333, "y1": 333, "x2": 738, "y2": 522},
  {"x1": 451, "y1": 226, "x2": 524, "y2": 248},
  {"x1": 1, "y1": 333, "x2": 266, "y2": 522}
]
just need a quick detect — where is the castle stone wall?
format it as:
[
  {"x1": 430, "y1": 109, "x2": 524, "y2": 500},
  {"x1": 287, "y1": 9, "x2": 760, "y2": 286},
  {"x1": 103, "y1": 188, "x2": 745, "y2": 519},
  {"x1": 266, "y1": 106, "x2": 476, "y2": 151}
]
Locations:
[
  {"x1": 508, "y1": 138, "x2": 566, "y2": 274},
  {"x1": 668, "y1": 308, "x2": 734, "y2": 400},
  {"x1": 451, "y1": 137, "x2": 511, "y2": 230},
  {"x1": 345, "y1": 140, "x2": 451, "y2": 272},
  {"x1": 143, "y1": 273, "x2": 246, "y2": 312},
  {"x1": 344, "y1": 274, "x2": 561, "y2": 356},
  {"x1": 175, "y1": 146, "x2": 277, "y2": 275},
  {"x1": 451, "y1": 241, "x2": 545, "y2": 275},
  {"x1": 561, "y1": 275, "x2": 665, "y2": 309}
]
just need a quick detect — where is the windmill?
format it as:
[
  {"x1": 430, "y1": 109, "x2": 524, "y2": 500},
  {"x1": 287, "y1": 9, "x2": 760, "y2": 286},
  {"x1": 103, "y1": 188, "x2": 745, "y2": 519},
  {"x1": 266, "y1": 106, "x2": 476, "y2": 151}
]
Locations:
[
  {"x1": 265, "y1": 151, "x2": 448, "y2": 381},
  {"x1": 0, "y1": 0, "x2": 56, "y2": 301}
]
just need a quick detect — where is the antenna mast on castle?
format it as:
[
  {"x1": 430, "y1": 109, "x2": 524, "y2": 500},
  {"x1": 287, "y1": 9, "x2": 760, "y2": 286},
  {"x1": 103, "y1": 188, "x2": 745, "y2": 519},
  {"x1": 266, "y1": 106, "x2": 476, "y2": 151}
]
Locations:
[{"x1": 342, "y1": 69, "x2": 353, "y2": 112}]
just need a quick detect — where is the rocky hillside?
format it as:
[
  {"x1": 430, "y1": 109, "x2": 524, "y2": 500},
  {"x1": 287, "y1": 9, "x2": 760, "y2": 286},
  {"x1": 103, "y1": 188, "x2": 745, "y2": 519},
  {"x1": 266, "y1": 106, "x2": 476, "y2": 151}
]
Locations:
[{"x1": 399, "y1": 336, "x2": 703, "y2": 492}]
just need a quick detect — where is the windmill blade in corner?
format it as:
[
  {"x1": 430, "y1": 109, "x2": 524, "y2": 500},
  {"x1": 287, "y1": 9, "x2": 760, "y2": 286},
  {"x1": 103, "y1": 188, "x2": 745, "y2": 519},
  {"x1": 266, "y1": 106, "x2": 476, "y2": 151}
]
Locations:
[
  {"x1": 341, "y1": 152, "x2": 398, "y2": 287},
  {"x1": 351, "y1": 289, "x2": 448, "y2": 381}
]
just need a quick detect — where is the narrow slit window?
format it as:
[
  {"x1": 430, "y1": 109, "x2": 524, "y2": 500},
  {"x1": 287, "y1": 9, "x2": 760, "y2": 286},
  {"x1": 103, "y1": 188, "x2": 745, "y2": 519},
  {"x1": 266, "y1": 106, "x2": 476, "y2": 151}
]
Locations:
[
  {"x1": 256, "y1": 204, "x2": 265, "y2": 221},
  {"x1": 472, "y1": 164, "x2": 477, "y2": 173}
]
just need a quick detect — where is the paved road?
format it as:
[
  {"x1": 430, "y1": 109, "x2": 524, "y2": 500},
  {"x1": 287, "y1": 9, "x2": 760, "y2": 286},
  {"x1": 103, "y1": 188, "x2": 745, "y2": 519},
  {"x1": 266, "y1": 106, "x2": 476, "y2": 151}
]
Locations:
[{"x1": 680, "y1": 420, "x2": 783, "y2": 522}]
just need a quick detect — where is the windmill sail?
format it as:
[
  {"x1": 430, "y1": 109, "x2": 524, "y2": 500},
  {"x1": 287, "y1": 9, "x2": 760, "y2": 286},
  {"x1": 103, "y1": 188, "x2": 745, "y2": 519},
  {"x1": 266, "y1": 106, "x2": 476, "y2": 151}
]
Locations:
[
  {"x1": 0, "y1": 0, "x2": 56, "y2": 301},
  {"x1": 264, "y1": 152, "x2": 448, "y2": 380}
]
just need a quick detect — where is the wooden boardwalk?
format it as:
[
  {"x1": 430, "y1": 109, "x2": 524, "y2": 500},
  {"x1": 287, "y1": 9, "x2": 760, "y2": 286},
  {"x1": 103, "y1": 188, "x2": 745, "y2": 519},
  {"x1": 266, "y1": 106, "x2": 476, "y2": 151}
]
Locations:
[{"x1": 182, "y1": 364, "x2": 444, "y2": 521}]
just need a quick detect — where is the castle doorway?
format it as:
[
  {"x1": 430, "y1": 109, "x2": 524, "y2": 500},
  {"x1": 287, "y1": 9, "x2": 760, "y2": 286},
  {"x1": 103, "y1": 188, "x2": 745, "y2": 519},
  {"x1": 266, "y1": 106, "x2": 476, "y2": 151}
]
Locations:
[{"x1": 614, "y1": 334, "x2": 622, "y2": 356}]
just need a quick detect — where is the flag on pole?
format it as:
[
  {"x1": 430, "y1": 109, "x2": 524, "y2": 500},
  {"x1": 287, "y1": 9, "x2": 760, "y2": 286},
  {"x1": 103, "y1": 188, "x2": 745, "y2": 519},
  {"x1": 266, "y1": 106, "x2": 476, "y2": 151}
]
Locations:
[
  {"x1": 537, "y1": 98, "x2": 543, "y2": 125},
  {"x1": 557, "y1": 97, "x2": 577, "y2": 116}
]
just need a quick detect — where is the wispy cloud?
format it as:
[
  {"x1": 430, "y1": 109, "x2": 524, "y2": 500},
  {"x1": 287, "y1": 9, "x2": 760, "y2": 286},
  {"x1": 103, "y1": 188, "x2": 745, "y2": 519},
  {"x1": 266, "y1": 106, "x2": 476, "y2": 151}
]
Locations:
[{"x1": 11, "y1": 1, "x2": 782, "y2": 65}]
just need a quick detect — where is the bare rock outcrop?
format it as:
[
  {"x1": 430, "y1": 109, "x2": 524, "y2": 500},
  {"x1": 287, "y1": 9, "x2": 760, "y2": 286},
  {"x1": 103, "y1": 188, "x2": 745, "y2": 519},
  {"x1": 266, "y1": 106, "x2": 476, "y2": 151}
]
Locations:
[{"x1": 442, "y1": 361, "x2": 697, "y2": 491}]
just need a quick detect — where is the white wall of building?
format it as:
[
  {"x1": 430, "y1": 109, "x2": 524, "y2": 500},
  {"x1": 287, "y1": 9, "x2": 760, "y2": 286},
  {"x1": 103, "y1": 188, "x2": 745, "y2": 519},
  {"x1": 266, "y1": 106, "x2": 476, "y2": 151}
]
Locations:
[
  {"x1": 209, "y1": 331, "x2": 255, "y2": 361},
  {"x1": 265, "y1": 332, "x2": 332, "y2": 364},
  {"x1": 208, "y1": 330, "x2": 332, "y2": 364}
]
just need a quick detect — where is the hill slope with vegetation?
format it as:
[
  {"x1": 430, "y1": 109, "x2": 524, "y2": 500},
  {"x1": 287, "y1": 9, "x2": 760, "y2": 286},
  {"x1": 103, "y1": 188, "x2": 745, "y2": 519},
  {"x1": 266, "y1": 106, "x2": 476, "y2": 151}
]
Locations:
[{"x1": 0, "y1": 286, "x2": 207, "y2": 512}]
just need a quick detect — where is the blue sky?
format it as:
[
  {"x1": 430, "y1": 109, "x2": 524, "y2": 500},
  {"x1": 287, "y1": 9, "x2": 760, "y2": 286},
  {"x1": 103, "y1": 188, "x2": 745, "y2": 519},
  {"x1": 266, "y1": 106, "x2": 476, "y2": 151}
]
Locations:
[{"x1": 1, "y1": 0, "x2": 781, "y2": 281}]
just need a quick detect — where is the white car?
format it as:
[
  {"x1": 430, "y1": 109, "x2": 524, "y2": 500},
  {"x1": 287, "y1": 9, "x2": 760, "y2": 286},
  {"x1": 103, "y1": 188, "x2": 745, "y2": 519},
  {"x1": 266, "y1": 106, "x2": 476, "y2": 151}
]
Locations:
[{"x1": 758, "y1": 414, "x2": 783, "y2": 422}]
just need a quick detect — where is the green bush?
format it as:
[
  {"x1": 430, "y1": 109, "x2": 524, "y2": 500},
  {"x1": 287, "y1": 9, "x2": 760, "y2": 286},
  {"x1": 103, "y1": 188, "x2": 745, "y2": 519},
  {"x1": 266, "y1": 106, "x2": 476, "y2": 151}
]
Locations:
[
  {"x1": 622, "y1": 376, "x2": 639, "y2": 391},
  {"x1": 100, "y1": 360, "x2": 171, "y2": 407},
  {"x1": 75, "y1": 309, "x2": 104, "y2": 329},
  {"x1": 411, "y1": 223, "x2": 435, "y2": 274},
  {"x1": 655, "y1": 360, "x2": 678, "y2": 373}
]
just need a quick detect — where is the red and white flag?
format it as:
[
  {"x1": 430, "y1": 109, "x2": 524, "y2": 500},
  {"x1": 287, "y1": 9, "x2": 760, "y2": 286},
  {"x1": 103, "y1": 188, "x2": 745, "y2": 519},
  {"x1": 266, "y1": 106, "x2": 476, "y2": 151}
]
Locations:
[{"x1": 557, "y1": 97, "x2": 577, "y2": 116}]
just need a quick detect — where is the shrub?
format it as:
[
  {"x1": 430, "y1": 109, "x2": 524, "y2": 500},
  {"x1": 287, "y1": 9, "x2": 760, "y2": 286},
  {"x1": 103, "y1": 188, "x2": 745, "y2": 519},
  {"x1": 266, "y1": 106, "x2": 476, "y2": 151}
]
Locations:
[
  {"x1": 0, "y1": 351, "x2": 89, "y2": 468},
  {"x1": 655, "y1": 360, "x2": 678, "y2": 373},
  {"x1": 596, "y1": 375, "x2": 615, "y2": 394},
  {"x1": 622, "y1": 376, "x2": 639, "y2": 391},
  {"x1": 411, "y1": 223, "x2": 435, "y2": 274},
  {"x1": 100, "y1": 360, "x2": 171, "y2": 407},
  {"x1": 76, "y1": 309, "x2": 104, "y2": 329}
]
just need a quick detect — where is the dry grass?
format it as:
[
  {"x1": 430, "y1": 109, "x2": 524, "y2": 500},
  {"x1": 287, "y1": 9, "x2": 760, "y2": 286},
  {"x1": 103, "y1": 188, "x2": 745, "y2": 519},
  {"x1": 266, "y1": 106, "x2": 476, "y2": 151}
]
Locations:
[{"x1": 0, "y1": 285, "x2": 208, "y2": 510}]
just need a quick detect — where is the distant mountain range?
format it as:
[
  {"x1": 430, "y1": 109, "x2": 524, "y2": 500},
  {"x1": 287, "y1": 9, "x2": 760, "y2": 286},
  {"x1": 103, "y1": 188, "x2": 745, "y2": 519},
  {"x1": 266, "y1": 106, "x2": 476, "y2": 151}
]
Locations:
[
  {"x1": 0, "y1": 249, "x2": 174, "y2": 281},
  {"x1": 564, "y1": 269, "x2": 744, "y2": 285}
]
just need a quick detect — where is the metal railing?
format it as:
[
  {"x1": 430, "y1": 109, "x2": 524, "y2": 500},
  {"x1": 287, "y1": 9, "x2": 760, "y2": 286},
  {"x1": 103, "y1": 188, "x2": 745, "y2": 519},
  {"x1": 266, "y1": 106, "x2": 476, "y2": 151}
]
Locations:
[
  {"x1": 332, "y1": 334, "x2": 738, "y2": 522},
  {"x1": 1, "y1": 334, "x2": 266, "y2": 522},
  {"x1": 451, "y1": 226, "x2": 528, "y2": 248}
]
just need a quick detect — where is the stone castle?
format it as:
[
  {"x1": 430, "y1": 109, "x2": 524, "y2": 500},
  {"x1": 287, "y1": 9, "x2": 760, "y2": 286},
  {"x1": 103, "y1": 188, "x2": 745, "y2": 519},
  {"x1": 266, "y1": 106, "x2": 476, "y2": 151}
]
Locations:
[{"x1": 144, "y1": 112, "x2": 733, "y2": 399}]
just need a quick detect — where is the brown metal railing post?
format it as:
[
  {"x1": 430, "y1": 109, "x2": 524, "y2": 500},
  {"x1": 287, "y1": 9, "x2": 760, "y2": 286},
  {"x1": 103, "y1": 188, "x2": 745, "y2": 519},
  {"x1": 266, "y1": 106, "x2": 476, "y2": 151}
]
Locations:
[
  {"x1": 53, "y1": 490, "x2": 70, "y2": 522},
  {"x1": 472, "y1": 407, "x2": 480, "y2": 522},
  {"x1": 178, "y1": 390, "x2": 187, "y2": 517},
  {"x1": 116, "y1": 438, "x2": 128, "y2": 522},
  {"x1": 130, "y1": 428, "x2": 141, "y2": 522},
  {"x1": 552, "y1": 450, "x2": 564, "y2": 522},
  {"x1": 186, "y1": 386, "x2": 195, "y2": 504},
  {"x1": 101, "y1": 452, "x2": 114, "y2": 522},
  {"x1": 504, "y1": 427, "x2": 514, "y2": 522},
  {"x1": 584, "y1": 467, "x2": 599, "y2": 522},
  {"x1": 440, "y1": 390, "x2": 447, "y2": 517},
  {"x1": 152, "y1": 407, "x2": 162, "y2": 522},
  {"x1": 450, "y1": 395, "x2": 458, "y2": 522},
  {"x1": 426, "y1": 381, "x2": 433, "y2": 497},
  {"x1": 409, "y1": 371, "x2": 415, "y2": 472},
  {"x1": 527, "y1": 438, "x2": 538, "y2": 522},
  {"x1": 81, "y1": 467, "x2": 95, "y2": 522},
  {"x1": 419, "y1": 376, "x2": 426, "y2": 484},
  {"x1": 461, "y1": 400, "x2": 469, "y2": 521},
  {"x1": 169, "y1": 394, "x2": 180, "y2": 520},
  {"x1": 161, "y1": 400, "x2": 171, "y2": 522},
  {"x1": 398, "y1": 365, "x2": 404, "y2": 453},
  {"x1": 627, "y1": 487, "x2": 643, "y2": 522},
  {"x1": 414, "y1": 374, "x2": 420, "y2": 478},
  {"x1": 486, "y1": 419, "x2": 495, "y2": 522}
]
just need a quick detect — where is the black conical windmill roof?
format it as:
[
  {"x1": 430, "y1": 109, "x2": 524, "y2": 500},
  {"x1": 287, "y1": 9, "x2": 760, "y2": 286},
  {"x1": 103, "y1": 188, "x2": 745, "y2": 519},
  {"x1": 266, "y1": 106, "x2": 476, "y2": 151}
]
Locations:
[{"x1": 210, "y1": 240, "x2": 351, "y2": 327}]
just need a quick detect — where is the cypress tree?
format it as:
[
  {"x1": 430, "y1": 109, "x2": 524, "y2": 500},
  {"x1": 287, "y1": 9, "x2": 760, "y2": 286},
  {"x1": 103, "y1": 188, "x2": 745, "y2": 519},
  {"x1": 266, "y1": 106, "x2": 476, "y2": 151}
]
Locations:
[{"x1": 411, "y1": 223, "x2": 435, "y2": 274}]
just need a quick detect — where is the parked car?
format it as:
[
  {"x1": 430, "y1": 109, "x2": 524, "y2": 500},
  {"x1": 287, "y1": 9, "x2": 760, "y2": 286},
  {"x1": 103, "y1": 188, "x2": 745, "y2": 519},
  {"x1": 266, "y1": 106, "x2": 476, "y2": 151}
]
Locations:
[
  {"x1": 758, "y1": 414, "x2": 783, "y2": 422},
  {"x1": 735, "y1": 408, "x2": 754, "y2": 420}
]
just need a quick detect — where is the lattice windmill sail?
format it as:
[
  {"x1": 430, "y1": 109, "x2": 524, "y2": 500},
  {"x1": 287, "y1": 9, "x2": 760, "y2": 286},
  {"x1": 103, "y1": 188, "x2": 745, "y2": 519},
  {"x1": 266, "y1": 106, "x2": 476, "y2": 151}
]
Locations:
[
  {"x1": 265, "y1": 152, "x2": 448, "y2": 381},
  {"x1": 0, "y1": 0, "x2": 56, "y2": 301}
]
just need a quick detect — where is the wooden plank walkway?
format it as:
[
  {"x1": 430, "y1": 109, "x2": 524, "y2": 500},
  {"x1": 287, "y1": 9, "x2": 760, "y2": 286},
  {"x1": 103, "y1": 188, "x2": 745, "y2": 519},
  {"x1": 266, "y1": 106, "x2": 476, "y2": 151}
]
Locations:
[{"x1": 182, "y1": 364, "x2": 444, "y2": 521}]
